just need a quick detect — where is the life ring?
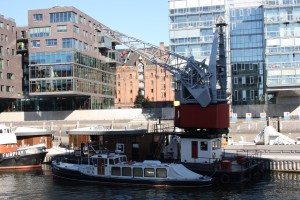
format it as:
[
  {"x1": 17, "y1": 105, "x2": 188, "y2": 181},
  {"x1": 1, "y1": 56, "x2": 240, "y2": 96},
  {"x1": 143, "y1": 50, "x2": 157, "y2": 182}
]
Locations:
[
  {"x1": 15, "y1": 155, "x2": 21, "y2": 161},
  {"x1": 220, "y1": 173, "x2": 231, "y2": 184}
]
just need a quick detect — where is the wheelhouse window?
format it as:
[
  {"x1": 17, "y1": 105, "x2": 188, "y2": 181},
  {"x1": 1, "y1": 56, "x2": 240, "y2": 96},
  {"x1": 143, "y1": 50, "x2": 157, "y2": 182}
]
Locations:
[{"x1": 144, "y1": 168, "x2": 155, "y2": 177}]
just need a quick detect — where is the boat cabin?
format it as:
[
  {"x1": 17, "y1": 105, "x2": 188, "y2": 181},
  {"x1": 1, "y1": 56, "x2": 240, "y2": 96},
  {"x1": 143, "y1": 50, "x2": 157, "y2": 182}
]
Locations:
[
  {"x1": 81, "y1": 153, "x2": 169, "y2": 179},
  {"x1": 181, "y1": 137, "x2": 222, "y2": 164}
]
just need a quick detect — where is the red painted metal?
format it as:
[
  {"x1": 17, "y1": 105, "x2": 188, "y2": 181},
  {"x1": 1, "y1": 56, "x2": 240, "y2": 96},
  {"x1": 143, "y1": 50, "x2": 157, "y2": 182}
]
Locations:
[{"x1": 174, "y1": 103, "x2": 229, "y2": 130}]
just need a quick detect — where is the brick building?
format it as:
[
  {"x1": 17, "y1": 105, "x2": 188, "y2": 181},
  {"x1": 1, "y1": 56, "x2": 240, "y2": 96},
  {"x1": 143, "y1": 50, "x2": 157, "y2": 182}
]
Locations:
[
  {"x1": 115, "y1": 43, "x2": 175, "y2": 108},
  {"x1": 14, "y1": 6, "x2": 121, "y2": 111},
  {"x1": 0, "y1": 15, "x2": 22, "y2": 111}
]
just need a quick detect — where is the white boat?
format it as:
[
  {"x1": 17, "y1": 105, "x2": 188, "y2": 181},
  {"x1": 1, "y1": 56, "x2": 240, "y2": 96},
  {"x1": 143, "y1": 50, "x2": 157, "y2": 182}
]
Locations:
[{"x1": 52, "y1": 150, "x2": 212, "y2": 187}]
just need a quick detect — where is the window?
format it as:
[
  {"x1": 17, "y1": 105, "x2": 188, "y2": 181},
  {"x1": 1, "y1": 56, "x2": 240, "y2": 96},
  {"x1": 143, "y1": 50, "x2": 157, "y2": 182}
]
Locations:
[
  {"x1": 144, "y1": 168, "x2": 155, "y2": 177},
  {"x1": 73, "y1": 25, "x2": 79, "y2": 33},
  {"x1": 6, "y1": 24, "x2": 9, "y2": 31},
  {"x1": 250, "y1": 76, "x2": 254, "y2": 84},
  {"x1": 122, "y1": 167, "x2": 131, "y2": 176},
  {"x1": 233, "y1": 64, "x2": 237, "y2": 71},
  {"x1": 133, "y1": 168, "x2": 143, "y2": 177},
  {"x1": 0, "y1": 59, "x2": 3, "y2": 69},
  {"x1": 0, "y1": 72, "x2": 2, "y2": 79},
  {"x1": 111, "y1": 167, "x2": 121, "y2": 176},
  {"x1": 212, "y1": 140, "x2": 221, "y2": 150},
  {"x1": 0, "y1": 46, "x2": 3, "y2": 56},
  {"x1": 50, "y1": 12, "x2": 77, "y2": 23},
  {"x1": 156, "y1": 168, "x2": 167, "y2": 178},
  {"x1": 242, "y1": 76, "x2": 246, "y2": 84},
  {"x1": 29, "y1": 27, "x2": 51, "y2": 38},
  {"x1": 33, "y1": 14, "x2": 43, "y2": 21},
  {"x1": 62, "y1": 38, "x2": 73, "y2": 48},
  {"x1": 200, "y1": 141, "x2": 208, "y2": 151},
  {"x1": 242, "y1": 90, "x2": 246, "y2": 101},
  {"x1": 241, "y1": 64, "x2": 245, "y2": 70},
  {"x1": 0, "y1": 22, "x2": 3, "y2": 29},
  {"x1": 7, "y1": 73, "x2": 14, "y2": 80},
  {"x1": 31, "y1": 40, "x2": 40, "y2": 47},
  {"x1": 234, "y1": 90, "x2": 238, "y2": 101},
  {"x1": 234, "y1": 77, "x2": 238, "y2": 84},
  {"x1": 249, "y1": 64, "x2": 253, "y2": 70},
  {"x1": 46, "y1": 39, "x2": 57, "y2": 46},
  {"x1": 116, "y1": 143, "x2": 124, "y2": 153},
  {"x1": 250, "y1": 90, "x2": 254, "y2": 100},
  {"x1": 57, "y1": 25, "x2": 67, "y2": 32}
]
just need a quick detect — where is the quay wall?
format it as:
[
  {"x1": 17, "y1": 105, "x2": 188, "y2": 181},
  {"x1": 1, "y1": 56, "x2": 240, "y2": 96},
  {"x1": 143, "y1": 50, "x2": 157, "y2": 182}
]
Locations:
[
  {"x1": 1, "y1": 108, "x2": 300, "y2": 172},
  {"x1": 224, "y1": 145, "x2": 300, "y2": 172}
]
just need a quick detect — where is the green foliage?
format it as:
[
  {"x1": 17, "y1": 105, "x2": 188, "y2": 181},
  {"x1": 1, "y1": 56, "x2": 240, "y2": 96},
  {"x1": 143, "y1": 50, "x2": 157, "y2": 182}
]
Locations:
[{"x1": 134, "y1": 89, "x2": 150, "y2": 108}]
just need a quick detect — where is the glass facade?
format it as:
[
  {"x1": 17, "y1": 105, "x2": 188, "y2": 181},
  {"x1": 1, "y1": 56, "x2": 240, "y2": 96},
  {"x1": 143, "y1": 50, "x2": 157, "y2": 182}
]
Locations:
[
  {"x1": 264, "y1": 0, "x2": 300, "y2": 103},
  {"x1": 50, "y1": 11, "x2": 77, "y2": 23},
  {"x1": 29, "y1": 51, "x2": 115, "y2": 110},
  {"x1": 169, "y1": 4, "x2": 225, "y2": 60},
  {"x1": 230, "y1": 6, "x2": 265, "y2": 105}
]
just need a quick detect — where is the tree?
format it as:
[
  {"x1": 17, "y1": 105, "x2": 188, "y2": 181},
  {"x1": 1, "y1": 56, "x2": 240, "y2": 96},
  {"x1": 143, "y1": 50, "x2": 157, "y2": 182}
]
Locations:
[{"x1": 134, "y1": 89, "x2": 150, "y2": 108}]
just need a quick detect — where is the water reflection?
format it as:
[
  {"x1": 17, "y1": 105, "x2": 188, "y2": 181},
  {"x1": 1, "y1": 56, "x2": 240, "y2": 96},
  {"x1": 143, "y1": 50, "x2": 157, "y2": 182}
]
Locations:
[{"x1": 0, "y1": 166, "x2": 300, "y2": 200}]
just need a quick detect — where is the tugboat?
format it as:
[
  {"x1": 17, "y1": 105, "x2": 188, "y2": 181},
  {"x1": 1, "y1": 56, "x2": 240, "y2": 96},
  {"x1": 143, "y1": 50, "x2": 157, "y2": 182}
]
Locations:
[
  {"x1": 52, "y1": 150, "x2": 213, "y2": 187},
  {"x1": 0, "y1": 124, "x2": 48, "y2": 170}
]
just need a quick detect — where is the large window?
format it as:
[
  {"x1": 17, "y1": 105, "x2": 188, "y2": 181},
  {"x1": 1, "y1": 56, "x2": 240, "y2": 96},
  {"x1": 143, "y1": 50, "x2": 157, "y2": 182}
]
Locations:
[
  {"x1": 29, "y1": 27, "x2": 51, "y2": 38},
  {"x1": 30, "y1": 51, "x2": 74, "y2": 64},
  {"x1": 62, "y1": 38, "x2": 78, "y2": 49},
  {"x1": 50, "y1": 12, "x2": 77, "y2": 23}
]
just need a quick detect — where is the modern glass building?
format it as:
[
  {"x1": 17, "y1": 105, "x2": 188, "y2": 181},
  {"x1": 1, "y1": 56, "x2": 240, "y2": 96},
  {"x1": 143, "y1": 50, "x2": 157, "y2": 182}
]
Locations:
[
  {"x1": 169, "y1": 0, "x2": 300, "y2": 107},
  {"x1": 229, "y1": 1, "x2": 265, "y2": 105},
  {"x1": 15, "y1": 6, "x2": 121, "y2": 111},
  {"x1": 168, "y1": 1, "x2": 226, "y2": 61},
  {"x1": 264, "y1": 0, "x2": 300, "y2": 105}
]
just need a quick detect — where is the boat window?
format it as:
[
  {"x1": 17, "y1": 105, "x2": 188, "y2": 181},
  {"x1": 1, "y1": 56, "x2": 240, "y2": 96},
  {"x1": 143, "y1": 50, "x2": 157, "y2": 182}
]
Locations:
[
  {"x1": 133, "y1": 167, "x2": 143, "y2": 177},
  {"x1": 120, "y1": 156, "x2": 127, "y2": 162},
  {"x1": 111, "y1": 167, "x2": 121, "y2": 176},
  {"x1": 122, "y1": 167, "x2": 132, "y2": 176},
  {"x1": 114, "y1": 158, "x2": 120, "y2": 164},
  {"x1": 109, "y1": 158, "x2": 114, "y2": 165},
  {"x1": 144, "y1": 168, "x2": 155, "y2": 177},
  {"x1": 200, "y1": 141, "x2": 208, "y2": 151},
  {"x1": 156, "y1": 168, "x2": 167, "y2": 178}
]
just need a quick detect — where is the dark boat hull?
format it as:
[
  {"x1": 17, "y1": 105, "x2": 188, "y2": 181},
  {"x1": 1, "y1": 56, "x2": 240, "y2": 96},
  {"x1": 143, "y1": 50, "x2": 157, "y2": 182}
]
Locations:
[
  {"x1": 52, "y1": 164, "x2": 212, "y2": 188},
  {"x1": 0, "y1": 152, "x2": 47, "y2": 170}
]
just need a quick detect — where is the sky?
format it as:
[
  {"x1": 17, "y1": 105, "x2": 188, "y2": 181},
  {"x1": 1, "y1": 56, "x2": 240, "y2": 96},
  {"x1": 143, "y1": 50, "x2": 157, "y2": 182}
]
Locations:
[{"x1": 0, "y1": 0, "x2": 169, "y2": 46}]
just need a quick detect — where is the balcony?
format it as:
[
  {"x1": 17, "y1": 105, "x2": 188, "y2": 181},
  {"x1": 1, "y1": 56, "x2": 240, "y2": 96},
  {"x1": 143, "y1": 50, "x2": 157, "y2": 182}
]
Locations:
[{"x1": 16, "y1": 42, "x2": 28, "y2": 54}]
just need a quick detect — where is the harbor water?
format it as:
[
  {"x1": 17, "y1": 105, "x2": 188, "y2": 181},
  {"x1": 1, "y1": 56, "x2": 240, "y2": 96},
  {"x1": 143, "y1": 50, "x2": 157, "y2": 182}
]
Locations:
[{"x1": 0, "y1": 165, "x2": 300, "y2": 200}]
